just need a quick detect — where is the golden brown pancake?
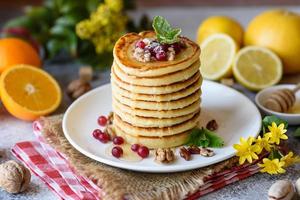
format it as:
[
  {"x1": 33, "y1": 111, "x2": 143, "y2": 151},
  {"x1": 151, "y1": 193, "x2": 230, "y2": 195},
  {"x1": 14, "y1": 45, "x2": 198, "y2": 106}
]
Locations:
[
  {"x1": 111, "y1": 76, "x2": 202, "y2": 102},
  {"x1": 113, "y1": 31, "x2": 201, "y2": 77},
  {"x1": 112, "y1": 99, "x2": 201, "y2": 118},
  {"x1": 112, "y1": 90, "x2": 201, "y2": 110},
  {"x1": 111, "y1": 68, "x2": 201, "y2": 95},
  {"x1": 113, "y1": 101, "x2": 200, "y2": 127},
  {"x1": 113, "y1": 110, "x2": 200, "y2": 137},
  {"x1": 113, "y1": 60, "x2": 200, "y2": 86},
  {"x1": 114, "y1": 125, "x2": 190, "y2": 149}
]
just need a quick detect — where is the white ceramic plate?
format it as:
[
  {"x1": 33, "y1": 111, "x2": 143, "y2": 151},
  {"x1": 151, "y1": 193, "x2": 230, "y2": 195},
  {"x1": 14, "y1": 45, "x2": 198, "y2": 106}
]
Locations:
[
  {"x1": 255, "y1": 84, "x2": 300, "y2": 125},
  {"x1": 63, "y1": 80, "x2": 261, "y2": 173}
]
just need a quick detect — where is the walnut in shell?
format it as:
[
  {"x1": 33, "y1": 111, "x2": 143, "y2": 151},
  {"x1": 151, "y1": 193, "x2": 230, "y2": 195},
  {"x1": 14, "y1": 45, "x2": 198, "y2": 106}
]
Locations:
[
  {"x1": 268, "y1": 180, "x2": 294, "y2": 200},
  {"x1": 0, "y1": 160, "x2": 31, "y2": 194},
  {"x1": 67, "y1": 79, "x2": 91, "y2": 100}
]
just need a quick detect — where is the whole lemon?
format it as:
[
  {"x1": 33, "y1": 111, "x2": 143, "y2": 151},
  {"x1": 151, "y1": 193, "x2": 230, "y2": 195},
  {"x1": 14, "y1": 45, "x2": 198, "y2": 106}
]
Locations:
[
  {"x1": 244, "y1": 9, "x2": 300, "y2": 74},
  {"x1": 197, "y1": 16, "x2": 244, "y2": 47}
]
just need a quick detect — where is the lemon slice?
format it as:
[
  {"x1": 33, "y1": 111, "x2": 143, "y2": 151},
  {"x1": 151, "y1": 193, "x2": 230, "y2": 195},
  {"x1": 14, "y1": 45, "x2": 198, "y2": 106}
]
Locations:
[
  {"x1": 200, "y1": 33, "x2": 237, "y2": 80},
  {"x1": 233, "y1": 46, "x2": 282, "y2": 91}
]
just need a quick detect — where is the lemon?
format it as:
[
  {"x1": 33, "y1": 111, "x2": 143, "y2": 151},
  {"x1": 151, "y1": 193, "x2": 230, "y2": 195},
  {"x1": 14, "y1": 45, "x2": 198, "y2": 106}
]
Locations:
[
  {"x1": 233, "y1": 46, "x2": 282, "y2": 91},
  {"x1": 200, "y1": 33, "x2": 236, "y2": 80},
  {"x1": 244, "y1": 9, "x2": 300, "y2": 74},
  {"x1": 197, "y1": 16, "x2": 244, "y2": 47}
]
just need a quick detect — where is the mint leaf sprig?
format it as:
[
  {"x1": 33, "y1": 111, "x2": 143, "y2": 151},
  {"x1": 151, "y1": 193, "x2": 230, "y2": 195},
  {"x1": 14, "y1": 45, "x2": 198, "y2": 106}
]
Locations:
[
  {"x1": 186, "y1": 128, "x2": 224, "y2": 148},
  {"x1": 152, "y1": 16, "x2": 181, "y2": 44}
]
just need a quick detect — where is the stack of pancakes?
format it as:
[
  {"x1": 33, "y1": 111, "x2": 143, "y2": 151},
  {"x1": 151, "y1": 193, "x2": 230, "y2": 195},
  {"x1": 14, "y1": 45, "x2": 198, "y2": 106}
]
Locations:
[{"x1": 111, "y1": 31, "x2": 202, "y2": 148}]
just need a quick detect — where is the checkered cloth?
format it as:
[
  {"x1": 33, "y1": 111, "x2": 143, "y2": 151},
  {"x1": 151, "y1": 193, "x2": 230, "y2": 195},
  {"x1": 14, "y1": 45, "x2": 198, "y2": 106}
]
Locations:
[{"x1": 12, "y1": 121, "x2": 261, "y2": 200}]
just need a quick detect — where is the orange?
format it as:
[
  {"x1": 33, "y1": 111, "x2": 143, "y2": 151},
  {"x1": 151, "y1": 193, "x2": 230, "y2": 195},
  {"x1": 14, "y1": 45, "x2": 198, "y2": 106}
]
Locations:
[
  {"x1": 0, "y1": 65, "x2": 62, "y2": 121},
  {"x1": 197, "y1": 16, "x2": 244, "y2": 47},
  {"x1": 0, "y1": 38, "x2": 41, "y2": 73},
  {"x1": 244, "y1": 9, "x2": 300, "y2": 74}
]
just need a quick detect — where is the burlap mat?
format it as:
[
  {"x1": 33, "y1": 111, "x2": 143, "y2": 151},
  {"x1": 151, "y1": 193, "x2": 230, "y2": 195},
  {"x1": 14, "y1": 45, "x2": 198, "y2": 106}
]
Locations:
[{"x1": 39, "y1": 115, "x2": 238, "y2": 200}]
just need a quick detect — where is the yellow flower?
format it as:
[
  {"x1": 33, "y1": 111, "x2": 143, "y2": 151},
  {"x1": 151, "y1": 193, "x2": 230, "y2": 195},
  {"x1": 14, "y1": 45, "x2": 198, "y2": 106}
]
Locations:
[
  {"x1": 258, "y1": 158, "x2": 286, "y2": 174},
  {"x1": 265, "y1": 122, "x2": 288, "y2": 145},
  {"x1": 281, "y1": 152, "x2": 300, "y2": 167},
  {"x1": 233, "y1": 137, "x2": 260, "y2": 165},
  {"x1": 76, "y1": 0, "x2": 127, "y2": 54},
  {"x1": 255, "y1": 135, "x2": 273, "y2": 154}
]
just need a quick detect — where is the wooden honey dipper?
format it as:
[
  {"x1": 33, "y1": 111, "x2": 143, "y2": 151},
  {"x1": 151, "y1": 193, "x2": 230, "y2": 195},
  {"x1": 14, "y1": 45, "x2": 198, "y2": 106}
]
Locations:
[{"x1": 265, "y1": 83, "x2": 300, "y2": 113}]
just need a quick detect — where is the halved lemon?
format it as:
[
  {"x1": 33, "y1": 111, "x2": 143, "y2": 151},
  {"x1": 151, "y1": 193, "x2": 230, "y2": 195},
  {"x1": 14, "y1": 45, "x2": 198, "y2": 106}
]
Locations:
[
  {"x1": 200, "y1": 33, "x2": 237, "y2": 80},
  {"x1": 233, "y1": 46, "x2": 282, "y2": 91},
  {"x1": 0, "y1": 64, "x2": 62, "y2": 121}
]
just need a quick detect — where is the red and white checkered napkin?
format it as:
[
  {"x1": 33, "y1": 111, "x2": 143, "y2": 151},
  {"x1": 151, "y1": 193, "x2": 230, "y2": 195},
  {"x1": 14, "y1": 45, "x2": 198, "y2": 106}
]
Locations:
[{"x1": 12, "y1": 121, "x2": 260, "y2": 200}]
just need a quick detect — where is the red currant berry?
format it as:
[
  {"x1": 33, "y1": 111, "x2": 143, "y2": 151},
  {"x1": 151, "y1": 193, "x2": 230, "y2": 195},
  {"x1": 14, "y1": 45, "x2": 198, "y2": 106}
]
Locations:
[
  {"x1": 113, "y1": 136, "x2": 124, "y2": 145},
  {"x1": 98, "y1": 132, "x2": 110, "y2": 143},
  {"x1": 137, "y1": 146, "x2": 149, "y2": 158},
  {"x1": 92, "y1": 129, "x2": 102, "y2": 139},
  {"x1": 155, "y1": 51, "x2": 167, "y2": 61},
  {"x1": 131, "y1": 144, "x2": 140, "y2": 152},
  {"x1": 136, "y1": 40, "x2": 146, "y2": 49},
  {"x1": 97, "y1": 116, "x2": 107, "y2": 126},
  {"x1": 112, "y1": 146, "x2": 123, "y2": 158}
]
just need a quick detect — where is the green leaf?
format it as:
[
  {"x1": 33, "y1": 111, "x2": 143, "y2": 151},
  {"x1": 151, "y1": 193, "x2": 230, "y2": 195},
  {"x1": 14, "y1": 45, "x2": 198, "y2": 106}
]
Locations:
[
  {"x1": 48, "y1": 25, "x2": 78, "y2": 57},
  {"x1": 262, "y1": 115, "x2": 288, "y2": 134},
  {"x1": 186, "y1": 128, "x2": 224, "y2": 148},
  {"x1": 56, "y1": 14, "x2": 82, "y2": 27},
  {"x1": 4, "y1": 17, "x2": 34, "y2": 30},
  {"x1": 293, "y1": 127, "x2": 300, "y2": 137},
  {"x1": 86, "y1": 0, "x2": 102, "y2": 13},
  {"x1": 46, "y1": 38, "x2": 66, "y2": 58},
  {"x1": 205, "y1": 129, "x2": 225, "y2": 148},
  {"x1": 152, "y1": 16, "x2": 181, "y2": 44},
  {"x1": 268, "y1": 149, "x2": 284, "y2": 160}
]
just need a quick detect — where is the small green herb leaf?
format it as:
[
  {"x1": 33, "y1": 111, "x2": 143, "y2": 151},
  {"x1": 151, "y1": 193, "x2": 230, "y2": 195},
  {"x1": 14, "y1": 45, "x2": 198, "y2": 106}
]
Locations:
[
  {"x1": 152, "y1": 16, "x2": 181, "y2": 44},
  {"x1": 186, "y1": 128, "x2": 224, "y2": 148},
  {"x1": 268, "y1": 149, "x2": 284, "y2": 160},
  {"x1": 293, "y1": 127, "x2": 300, "y2": 138},
  {"x1": 262, "y1": 115, "x2": 288, "y2": 134}
]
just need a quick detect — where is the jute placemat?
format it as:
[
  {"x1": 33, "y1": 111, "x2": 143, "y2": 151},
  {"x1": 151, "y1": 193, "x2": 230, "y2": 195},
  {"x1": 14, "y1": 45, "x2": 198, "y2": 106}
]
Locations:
[{"x1": 39, "y1": 115, "x2": 238, "y2": 200}]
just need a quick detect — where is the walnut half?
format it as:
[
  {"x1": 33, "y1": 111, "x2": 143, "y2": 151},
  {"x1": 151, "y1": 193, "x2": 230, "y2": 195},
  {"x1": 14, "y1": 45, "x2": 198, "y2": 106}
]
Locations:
[
  {"x1": 200, "y1": 147, "x2": 215, "y2": 157},
  {"x1": 179, "y1": 147, "x2": 191, "y2": 161},
  {"x1": 155, "y1": 148, "x2": 175, "y2": 163}
]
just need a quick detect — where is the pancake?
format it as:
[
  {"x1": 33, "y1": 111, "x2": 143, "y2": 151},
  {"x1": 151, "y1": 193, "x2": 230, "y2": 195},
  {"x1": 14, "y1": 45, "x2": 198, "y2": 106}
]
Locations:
[
  {"x1": 111, "y1": 68, "x2": 201, "y2": 95},
  {"x1": 113, "y1": 90, "x2": 201, "y2": 110},
  {"x1": 113, "y1": 110, "x2": 200, "y2": 137},
  {"x1": 112, "y1": 98, "x2": 201, "y2": 118},
  {"x1": 113, "y1": 60, "x2": 200, "y2": 86},
  {"x1": 114, "y1": 125, "x2": 190, "y2": 149},
  {"x1": 113, "y1": 31, "x2": 201, "y2": 77},
  {"x1": 113, "y1": 101, "x2": 200, "y2": 127},
  {"x1": 112, "y1": 75, "x2": 202, "y2": 102}
]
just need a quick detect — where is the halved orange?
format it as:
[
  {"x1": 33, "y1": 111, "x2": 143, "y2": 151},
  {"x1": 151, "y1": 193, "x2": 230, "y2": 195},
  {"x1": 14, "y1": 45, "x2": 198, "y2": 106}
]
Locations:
[{"x1": 0, "y1": 64, "x2": 62, "y2": 121}]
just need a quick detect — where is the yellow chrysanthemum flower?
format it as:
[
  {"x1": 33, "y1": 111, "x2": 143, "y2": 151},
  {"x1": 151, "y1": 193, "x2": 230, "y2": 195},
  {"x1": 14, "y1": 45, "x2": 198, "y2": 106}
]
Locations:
[
  {"x1": 233, "y1": 137, "x2": 260, "y2": 165},
  {"x1": 258, "y1": 158, "x2": 286, "y2": 174},
  {"x1": 255, "y1": 135, "x2": 273, "y2": 154},
  {"x1": 265, "y1": 122, "x2": 288, "y2": 145},
  {"x1": 281, "y1": 152, "x2": 300, "y2": 167}
]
